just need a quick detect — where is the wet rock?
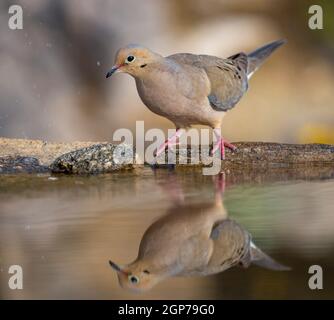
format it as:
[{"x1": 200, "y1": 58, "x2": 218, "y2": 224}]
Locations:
[
  {"x1": 0, "y1": 156, "x2": 49, "y2": 173},
  {"x1": 0, "y1": 137, "x2": 104, "y2": 166},
  {"x1": 153, "y1": 142, "x2": 334, "y2": 170},
  {"x1": 50, "y1": 143, "x2": 136, "y2": 174},
  {"x1": 1, "y1": 137, "x2": 334, "y2": 174}
]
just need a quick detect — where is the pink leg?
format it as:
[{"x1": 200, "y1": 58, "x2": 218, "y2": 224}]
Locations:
[
  {"x1": 213, "y1": 172, "x2": 227, "y2": 215},
  {"x1": 210, "y1": 129, "x2": 237, "y2": 160},
  {"x1": 215, "y1": 172, "x2": 226, "y2": 194},
  {"x1": 155, "y1": 128, "x2": 184, "y2": 157}
]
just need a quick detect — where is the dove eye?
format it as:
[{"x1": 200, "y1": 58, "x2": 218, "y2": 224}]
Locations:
[
  {"x1": 128, "y1": 275, "x2": 139, "y2": 284},
  {"x1": 126, "y1": 55, "x2": 135, "y2": 63}
]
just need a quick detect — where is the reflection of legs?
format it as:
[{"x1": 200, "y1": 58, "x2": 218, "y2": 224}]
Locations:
[
  {"x1": 155, "y1": 128, "x2": 185, "y2": 157},
  {"x1": 210, "y1": 128, "x2": 237, "y2": 160},
  {"x1": 214, "y1": 172, "x2": 228, "y2": 218},
  {"x1": 215, "y1": 171, "x2": 226, "y2": 195},
  {"x1": 160, "y1": 172, "x2": 185, "y2": 205}
]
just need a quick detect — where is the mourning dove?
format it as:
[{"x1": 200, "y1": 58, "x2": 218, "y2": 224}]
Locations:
[
  {"x1": 109, "y1": 175, "x2": 289, "y2": 292},
  {"x1": 106, "y1": 40, "x2": 286, "y2": 159}
]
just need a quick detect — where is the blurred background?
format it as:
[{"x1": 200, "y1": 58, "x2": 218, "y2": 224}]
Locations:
[{"x1": 0, "y1": 0, "x2": 333, "y2": 143}]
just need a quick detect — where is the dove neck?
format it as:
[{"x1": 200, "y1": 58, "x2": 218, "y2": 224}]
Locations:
[
  {"x1": 132, "y1": 256, "x2": 183, "y2": 278},
  {"x1": 132, "y1": 58, "x2": 171, "y2": 82}
]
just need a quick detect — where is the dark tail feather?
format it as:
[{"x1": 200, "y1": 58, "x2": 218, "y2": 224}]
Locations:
[
  {"x1": 247, "y1": 39, "x2": 286, "y2": 77},
  {"x1": 250, "y1": 243, "x2": 291, "y2": 271}
]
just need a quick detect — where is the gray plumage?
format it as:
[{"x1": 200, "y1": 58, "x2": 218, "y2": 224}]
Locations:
[
  {"x1": 136, "y1": 203, "x2": 289, "y2": 277},
  {"x1": 168, "y1": 39, "x2": 285, "y2": 112},
  {"x1": 109, "y1": 201, "x2": 290, "y2": 292},
  {"x1": 247, "y1": 39, "x2": 286, "y2": 77},
  {"x1": 108, "y1": 178, "x2": 291, "y2": 292},
  {"x1": 107, "y1": 40, "x2": 286, "y2": 130},
  {"x1": 168, "y1": 51, "x2": 249, "y2": 112}
]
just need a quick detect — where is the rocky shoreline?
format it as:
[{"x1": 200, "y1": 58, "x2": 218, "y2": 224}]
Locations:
[{"x1": 0, "y1": 137, "x2": 334, "y2": 174}]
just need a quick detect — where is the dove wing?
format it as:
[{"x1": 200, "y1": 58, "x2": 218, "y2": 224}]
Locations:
[
  {"x1": 201, "y1": 219, "x2": 251, "y2": 275},
  {"x1": 168, "y1": 53, "x2": 248, "y2": 111}
]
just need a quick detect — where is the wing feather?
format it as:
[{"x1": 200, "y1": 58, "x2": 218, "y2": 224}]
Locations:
[
  {"x1": 187, "y1": 219, "x2": 250, "y2": 275},
  {"x1": 168, "y1": 53, "x2": 249, "y2": 111}
]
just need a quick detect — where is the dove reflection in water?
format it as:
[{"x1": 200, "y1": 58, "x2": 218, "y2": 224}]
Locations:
[{"x1": 109, "y1": 175, "x2": 290, "y2": 292}]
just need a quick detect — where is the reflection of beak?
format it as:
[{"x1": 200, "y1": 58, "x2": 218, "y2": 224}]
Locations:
[
  {"x1": 109, "y1": 260, "x2": 128, "y2": 276},
  {"x1": 106, "y1": 64, "x2": 122, "y2": 78}
]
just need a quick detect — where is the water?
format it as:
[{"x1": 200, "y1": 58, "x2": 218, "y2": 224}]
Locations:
[{"x1": 0, "y1": 167, "x2": 333, "y2": 299}]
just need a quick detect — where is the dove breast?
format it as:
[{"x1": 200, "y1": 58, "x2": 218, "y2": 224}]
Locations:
[{"x1": 135, "y1": 57, "x2": 226, "y2": 128}]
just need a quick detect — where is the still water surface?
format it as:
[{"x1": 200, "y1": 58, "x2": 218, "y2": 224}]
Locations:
[{"x1": 0, "y1": 167, "x2": 333, "y2": 299}]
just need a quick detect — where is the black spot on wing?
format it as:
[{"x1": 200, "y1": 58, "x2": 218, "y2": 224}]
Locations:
[
  {"x1": 229, "y1": 53, "x2": 241, "y2": 60},
  {"x1": 227, "y1": 52, "x2": 248, "y2": 72},
  {"x1": 217, "y1": 65, "x2": 231, "y2": 72}
]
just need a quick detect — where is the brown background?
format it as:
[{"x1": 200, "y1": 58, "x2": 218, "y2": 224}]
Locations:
[{"x1": 0, "y1": 0, "x2": 333, "y2": 143}]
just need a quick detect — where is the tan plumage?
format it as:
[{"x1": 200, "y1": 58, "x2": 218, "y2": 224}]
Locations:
[
  {"x1": 109, "y1": 193, "x2": 289, "y2": 292},
  {"x1": 106, "y1": 40, "x2": 286, "y2": 158},
  {"x1": 168, "y1": 52, "x2": 248, "y2": 112}
]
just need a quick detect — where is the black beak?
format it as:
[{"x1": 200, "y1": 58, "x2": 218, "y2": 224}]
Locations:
[
  {"x1": 109, "y1": 260, "x2": 129, "y2": 276},
  {"x1": 109, "y1": 260, "x2": 121, "y2": 271},
  {"x1": 109, "y1": 260, "x2": 123, "y2": 272},
  {"x1": 106, "y1": 65, "x2": 120, "y2": 78}
]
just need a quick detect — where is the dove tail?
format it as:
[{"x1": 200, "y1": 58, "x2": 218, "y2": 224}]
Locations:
[
  {"x1": 247, "y1": 39, "x2": 286, "y2": 78},
  {"x1": 250, "y1": 242, "x2": 291, "y2": 271}
]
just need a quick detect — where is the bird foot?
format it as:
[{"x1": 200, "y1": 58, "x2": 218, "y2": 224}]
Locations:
[
  {"x1": 154, "y1": 140, "x2": 177, "y2": 157},
  {"x1": 210, "y1": 138, "x2": 237, "y2": 160}
]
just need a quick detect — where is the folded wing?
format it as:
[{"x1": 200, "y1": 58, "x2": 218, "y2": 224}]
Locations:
[{"x1": 168, "y1": 52, "x2": 248, "y2": 111}]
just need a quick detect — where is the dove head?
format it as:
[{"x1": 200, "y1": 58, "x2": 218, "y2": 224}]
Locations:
[
  {"x1": 106, "y1": 44, "x2": 162, "y2": 79},
  {"x1": 109, "y1": 260, "x2": 163, "y2": 292}
]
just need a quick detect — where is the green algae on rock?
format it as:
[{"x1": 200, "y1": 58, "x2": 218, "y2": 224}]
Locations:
[{"x1": 50, "y1": 143, "x2": 136, "y2": 174}]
